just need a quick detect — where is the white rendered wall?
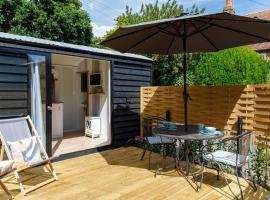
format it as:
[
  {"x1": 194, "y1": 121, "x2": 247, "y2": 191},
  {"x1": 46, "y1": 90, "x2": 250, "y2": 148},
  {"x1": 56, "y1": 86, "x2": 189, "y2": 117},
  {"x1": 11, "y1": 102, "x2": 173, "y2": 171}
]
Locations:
[
  {"x1": 54, "y1": 64, "x2": 87, "y2": 132},
  {"x1": 80, "y1": 59, "x2": 111, "y2": 145},
  {"x1": 52, "y1": 54, "x2": 111, "y2": 146},
  {"x1": 99, "y1": 61, "x2": 111, "y2": 143}
]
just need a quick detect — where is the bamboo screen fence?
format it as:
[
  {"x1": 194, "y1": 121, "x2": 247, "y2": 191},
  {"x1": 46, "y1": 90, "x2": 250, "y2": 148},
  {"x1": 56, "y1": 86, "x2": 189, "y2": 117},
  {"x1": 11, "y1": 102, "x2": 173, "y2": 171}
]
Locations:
[{"x1": 140, "y1": 85, "x2": 270, "y2": 148}]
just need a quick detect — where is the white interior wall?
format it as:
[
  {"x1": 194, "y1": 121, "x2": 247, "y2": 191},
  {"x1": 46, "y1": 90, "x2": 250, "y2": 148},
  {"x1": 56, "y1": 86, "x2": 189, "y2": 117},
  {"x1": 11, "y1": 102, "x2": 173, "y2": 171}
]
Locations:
[
  {"x1": 86, "y1": 60, "x2": 111, "y2": 143},
  {"x1": 52, "y1": 54, "x2": 111, "y2": 145},
  {"x1": 53, "y1": 58, "x2": 87, "y2": 132}
]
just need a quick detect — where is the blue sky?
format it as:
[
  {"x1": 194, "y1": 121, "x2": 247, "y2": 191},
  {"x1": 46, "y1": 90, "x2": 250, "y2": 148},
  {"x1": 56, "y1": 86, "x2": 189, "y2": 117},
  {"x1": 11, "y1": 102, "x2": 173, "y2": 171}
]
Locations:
[{"x1": 82, "y1": 0, "x2": 270, "y2": 37}]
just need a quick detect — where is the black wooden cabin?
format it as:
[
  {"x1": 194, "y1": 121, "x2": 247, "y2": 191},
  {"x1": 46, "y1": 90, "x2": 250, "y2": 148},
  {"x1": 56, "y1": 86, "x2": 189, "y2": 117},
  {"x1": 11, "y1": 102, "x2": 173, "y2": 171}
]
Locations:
[{"x1": 0, "y1": 32, "x2": 152, "y2": 156}]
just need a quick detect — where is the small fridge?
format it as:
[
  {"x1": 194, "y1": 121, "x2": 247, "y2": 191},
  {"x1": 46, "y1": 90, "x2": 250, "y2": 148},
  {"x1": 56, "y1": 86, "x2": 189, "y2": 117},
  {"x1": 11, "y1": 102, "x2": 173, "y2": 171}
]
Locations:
[{"x1": 85, "y1": 116, "x2": 101, "y2": 140}]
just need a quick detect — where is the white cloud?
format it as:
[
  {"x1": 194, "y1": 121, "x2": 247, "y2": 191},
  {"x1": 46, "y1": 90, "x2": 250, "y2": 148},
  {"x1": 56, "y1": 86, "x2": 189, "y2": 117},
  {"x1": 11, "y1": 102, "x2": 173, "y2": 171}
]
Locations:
[
  {"x1": 82, "y1": 0, "x2": 94, "y2": 10},
  {"x1": 91, "y1": 22, "x2": 114, "y2": 37},
  {"x1": 89, "y1": 2, "x2": 94, "y2": 9}
]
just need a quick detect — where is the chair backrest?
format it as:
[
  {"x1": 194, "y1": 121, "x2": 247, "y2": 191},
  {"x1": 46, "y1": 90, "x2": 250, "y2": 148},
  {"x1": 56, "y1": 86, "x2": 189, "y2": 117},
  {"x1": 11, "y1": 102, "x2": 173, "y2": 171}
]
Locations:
[
  {"x1": 142, "y1": 115, "x2": 165, "y2": 137},
  {"x1": 0, "y1": 116, "x2": 32, "y2": 143},
  {"x1": 236, "y1": 131, "x2": 253, "y2": 166},
  {"x1": 0, "y1": 116, "x2": 47, "y2": 165}
]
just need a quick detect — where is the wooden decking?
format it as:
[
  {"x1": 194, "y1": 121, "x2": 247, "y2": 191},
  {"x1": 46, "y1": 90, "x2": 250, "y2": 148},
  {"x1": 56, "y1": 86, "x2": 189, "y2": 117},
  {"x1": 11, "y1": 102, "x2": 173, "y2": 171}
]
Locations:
[
  {"x1": 0, "y1": 147, "x2": 269, "y2": 200},
  {"x1": 52, "y1": 131, "x2": 108, "y2": 156}
]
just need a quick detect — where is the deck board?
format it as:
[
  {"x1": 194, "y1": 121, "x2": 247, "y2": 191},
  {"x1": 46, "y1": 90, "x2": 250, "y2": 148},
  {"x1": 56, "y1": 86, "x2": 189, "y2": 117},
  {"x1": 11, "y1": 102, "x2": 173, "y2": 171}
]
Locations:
[{"x1": 0, "y1": 147, "x2": 269, "y2": 200}]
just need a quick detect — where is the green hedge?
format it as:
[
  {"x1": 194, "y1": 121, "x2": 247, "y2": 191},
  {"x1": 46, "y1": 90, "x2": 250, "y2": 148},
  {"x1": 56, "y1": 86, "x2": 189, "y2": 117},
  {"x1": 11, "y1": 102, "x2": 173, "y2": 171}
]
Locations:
[{"x1": 193, "y1": 47, "x2": 270, "y2": 86}]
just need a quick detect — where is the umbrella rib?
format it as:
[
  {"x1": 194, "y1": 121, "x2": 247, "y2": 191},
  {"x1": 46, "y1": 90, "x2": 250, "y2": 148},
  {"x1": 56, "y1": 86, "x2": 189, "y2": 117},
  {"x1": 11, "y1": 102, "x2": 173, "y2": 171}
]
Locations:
[
  {"x1": 167, "y1": 35, "x2": 176, "y2": 55},
  {"x1": 103, "y1": 14, "x2": 270, "y2": 45},
  {"x1": 172, "y1": 22, "x2": 184, "y2": 37},
  {"x1": 193, "y1": 18, "x2": 270, "y2": 42},
  {"x1": 187, "y1": 21, "x2": 212, "y2": 37},
  {"x1": 123, "y1": 23, "x2": 173, "y2": 53},
  {"x1": 156, "y1": 28, "x2": 180, "y2": 37},
  {"x1": 189, "y1": 20, "x2": 219, "y2": 51},
  {"x1": 160, "y1": 30, "x2": 181, "y2": 37},
  {"x1": 156, "y1": 21, "x2": 183, "y2": 38},
  {"x1": 102, "y1": 23, "x2": 167, "y2": 44}
]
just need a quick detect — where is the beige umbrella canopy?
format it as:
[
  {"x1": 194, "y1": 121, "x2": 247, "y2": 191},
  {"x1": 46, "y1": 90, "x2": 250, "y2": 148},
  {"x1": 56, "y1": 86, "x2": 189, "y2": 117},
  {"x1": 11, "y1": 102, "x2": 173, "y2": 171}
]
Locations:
[{"x1": 103, "y1": 12, "x2": 270, "y2": 131}]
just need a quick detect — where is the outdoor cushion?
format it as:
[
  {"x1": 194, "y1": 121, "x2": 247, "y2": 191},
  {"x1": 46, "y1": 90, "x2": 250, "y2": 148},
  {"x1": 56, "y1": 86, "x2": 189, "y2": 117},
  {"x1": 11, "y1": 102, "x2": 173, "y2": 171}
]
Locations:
[
  {"x1": 0, "y1": 160, "x2": 14, "y2": 176},
  {"x1": 146, "y1": 136, "x2": 173, "y2": 144},
  {"x1": 7, "y1": 136, "x2": 43, "y2": 165},
  {"x1": 205, "y1": 150, "x2": 247, "y2": 167}
]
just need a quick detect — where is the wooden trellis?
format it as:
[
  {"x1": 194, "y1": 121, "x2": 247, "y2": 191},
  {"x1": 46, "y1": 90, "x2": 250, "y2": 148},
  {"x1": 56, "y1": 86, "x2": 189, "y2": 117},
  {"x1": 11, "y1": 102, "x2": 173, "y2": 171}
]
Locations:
[{"x1": 140, "y1": 85, "x2": 270, "y2": 148}]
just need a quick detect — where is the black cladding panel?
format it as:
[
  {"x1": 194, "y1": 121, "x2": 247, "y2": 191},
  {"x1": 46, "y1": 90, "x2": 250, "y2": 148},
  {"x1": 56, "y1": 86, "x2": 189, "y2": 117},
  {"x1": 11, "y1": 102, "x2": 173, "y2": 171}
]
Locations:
[
  {"x1": 111, "y1": 59, "x2": 152, "y2": 146},
  {"x1": 0, "y1": 53, "x2": 29, "y2": 118}
]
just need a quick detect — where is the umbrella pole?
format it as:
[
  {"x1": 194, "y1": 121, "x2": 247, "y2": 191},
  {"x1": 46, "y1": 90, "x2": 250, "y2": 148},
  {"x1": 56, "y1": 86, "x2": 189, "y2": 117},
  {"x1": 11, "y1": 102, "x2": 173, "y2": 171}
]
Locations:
[
  {"x1": 183, "y1": 52, "x2": 188, "y2": 132},
  {"x1": 183, "y1": 21, "x2": 188, "y2": 132}
]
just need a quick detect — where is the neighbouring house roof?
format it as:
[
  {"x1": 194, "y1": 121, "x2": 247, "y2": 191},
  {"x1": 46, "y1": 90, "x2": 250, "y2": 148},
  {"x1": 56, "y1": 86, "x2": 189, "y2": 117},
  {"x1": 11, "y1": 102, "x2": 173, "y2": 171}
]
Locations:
[
  {"x1": 0, "y1": 32, "x2": 152, "y2": 62},
  {"x1": 247, "y1": 10, "x2": 270, "y2": 52}
]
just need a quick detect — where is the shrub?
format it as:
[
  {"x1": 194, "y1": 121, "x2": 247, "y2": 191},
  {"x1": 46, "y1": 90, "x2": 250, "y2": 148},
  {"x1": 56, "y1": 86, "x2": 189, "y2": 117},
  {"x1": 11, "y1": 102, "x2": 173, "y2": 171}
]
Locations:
[
  {"x1": 193, "y1": 47, "x2": 270, "y2": 86},
  {"x1": 250, "y1": 147, "x2": 270, "y2": 190}
]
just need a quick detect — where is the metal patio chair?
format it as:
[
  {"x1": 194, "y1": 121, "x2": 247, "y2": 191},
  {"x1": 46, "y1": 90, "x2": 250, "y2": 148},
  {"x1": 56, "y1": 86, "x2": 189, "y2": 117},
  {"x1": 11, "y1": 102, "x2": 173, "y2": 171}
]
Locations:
[
  {"x1": 140, "y1": 115, "x2": 175, "y2": 169},
  {"x1": 201, "y1": 131, "x2": 257, "y2": 200}
]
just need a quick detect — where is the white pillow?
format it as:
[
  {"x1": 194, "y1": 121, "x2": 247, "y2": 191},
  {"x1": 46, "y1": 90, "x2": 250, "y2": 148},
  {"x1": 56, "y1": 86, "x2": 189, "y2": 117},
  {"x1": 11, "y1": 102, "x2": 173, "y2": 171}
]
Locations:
[
  {"x1": 7, "y1": 136, "x2": 42, "y2": 165},
  {"x1": 0, "y1": 160, "x2": 14, "y2": 176}
]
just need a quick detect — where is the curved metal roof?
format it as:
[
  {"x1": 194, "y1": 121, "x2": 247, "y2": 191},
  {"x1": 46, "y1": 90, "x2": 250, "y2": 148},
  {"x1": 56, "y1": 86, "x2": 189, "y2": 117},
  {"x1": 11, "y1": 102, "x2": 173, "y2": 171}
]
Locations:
[{"x1": 0, "y1": 32, "x2": 152, "y2": 62}]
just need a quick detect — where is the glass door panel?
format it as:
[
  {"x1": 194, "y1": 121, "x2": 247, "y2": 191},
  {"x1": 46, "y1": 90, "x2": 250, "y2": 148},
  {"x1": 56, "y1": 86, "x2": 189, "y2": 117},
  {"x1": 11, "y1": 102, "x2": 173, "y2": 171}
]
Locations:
[
  {"x1": 0, "y1": 50, "x2": 51, "y2": 154},
  {"x1": 28, "y1": 55, "x2": 47, "y2": 148}
]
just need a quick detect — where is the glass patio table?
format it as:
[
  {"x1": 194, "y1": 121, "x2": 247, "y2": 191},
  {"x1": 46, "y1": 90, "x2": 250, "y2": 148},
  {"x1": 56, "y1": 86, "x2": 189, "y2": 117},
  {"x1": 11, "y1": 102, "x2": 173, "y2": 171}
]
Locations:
[{"x1": 152, "y1": 125, "x2": 224, "y2": 176}]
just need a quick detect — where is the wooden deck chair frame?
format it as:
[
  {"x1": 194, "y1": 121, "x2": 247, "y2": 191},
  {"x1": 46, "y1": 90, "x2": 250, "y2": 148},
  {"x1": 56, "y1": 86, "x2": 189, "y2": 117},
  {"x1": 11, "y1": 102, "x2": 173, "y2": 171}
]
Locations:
[
  {"x1": 0, "y1": 165, "x2": 15, "y2": 200},
  {"x1": 0, "y1": 115, "x2": 58, "y2": 196}
]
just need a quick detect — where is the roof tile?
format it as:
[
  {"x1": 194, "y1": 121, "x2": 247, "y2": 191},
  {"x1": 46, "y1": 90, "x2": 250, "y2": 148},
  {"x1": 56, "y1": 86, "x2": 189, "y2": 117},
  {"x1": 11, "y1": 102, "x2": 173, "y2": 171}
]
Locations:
[{"x1": 247, "y1": 10, "x2": 270, "y2": 52}]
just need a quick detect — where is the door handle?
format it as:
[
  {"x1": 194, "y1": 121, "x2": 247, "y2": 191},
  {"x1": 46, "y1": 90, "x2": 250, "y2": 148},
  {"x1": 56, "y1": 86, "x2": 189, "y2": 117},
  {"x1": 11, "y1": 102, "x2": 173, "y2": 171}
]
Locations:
[{"x1": 47, "y1": 106, "x2": 53, "y2": 111}]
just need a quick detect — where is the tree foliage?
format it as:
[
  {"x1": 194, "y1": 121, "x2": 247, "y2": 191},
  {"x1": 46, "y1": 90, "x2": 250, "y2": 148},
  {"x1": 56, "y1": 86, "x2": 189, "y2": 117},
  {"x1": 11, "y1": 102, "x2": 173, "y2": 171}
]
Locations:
[
  {"x1": 193, "y1": 47, "x2": 270, "y2": 85},
  {"x1": 103, "y1": 0, "x2": 270, "y2": 86},
  {"x1": 0, "y1": 0, "x2": 93, "y2": 45},
  {"x1": 102, "y1": 0, "x2": 204, "y2": 85},
  {"x1": 152, "y1": 54, "x2": 200, "y2": 85},
  {"x1": 0, "y1": 0, "x2": 22, "y2": 32},
  {"x1": 116, "y1": 1, "x2": 204, "y2": 27}
]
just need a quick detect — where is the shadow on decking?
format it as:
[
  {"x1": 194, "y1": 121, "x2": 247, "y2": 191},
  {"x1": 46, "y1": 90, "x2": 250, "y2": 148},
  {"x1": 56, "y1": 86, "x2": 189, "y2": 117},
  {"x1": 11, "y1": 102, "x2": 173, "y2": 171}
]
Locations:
[
  {"x1": 0, "y1": 146, "x2": 269, "y2": 200},
  {"x1": 1, "y1": 166, "x2": 61, "y2": 198},
  {"x1": 99, "y1": 147, "x2": 269, "y2": 200}
]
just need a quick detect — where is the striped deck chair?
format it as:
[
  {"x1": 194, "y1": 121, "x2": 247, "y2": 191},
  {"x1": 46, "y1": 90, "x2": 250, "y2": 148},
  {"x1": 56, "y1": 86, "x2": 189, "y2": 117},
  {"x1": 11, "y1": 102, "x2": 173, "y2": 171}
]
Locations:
[
  {"x1": 0, "y1": 116, "x2": 58, "y2": 195},
  {"x1": 0, "y1": 160, "x2": 15, "y2": 199}
]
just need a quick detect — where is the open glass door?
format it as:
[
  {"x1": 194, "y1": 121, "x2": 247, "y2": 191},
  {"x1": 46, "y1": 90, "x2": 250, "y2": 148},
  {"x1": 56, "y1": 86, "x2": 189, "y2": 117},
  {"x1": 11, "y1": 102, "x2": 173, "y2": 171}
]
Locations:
[
  {"x1": 0, "y1": 50, "x2": 52, "y2": 155},
  {"x1": 28, "y1": 54, "x2": 52, "y2": 155}
]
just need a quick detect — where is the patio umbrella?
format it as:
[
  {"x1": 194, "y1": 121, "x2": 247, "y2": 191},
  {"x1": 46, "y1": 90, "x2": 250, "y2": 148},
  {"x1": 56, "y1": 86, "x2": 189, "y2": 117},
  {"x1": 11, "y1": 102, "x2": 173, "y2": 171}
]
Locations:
[{"x1": 102, "y1": 12, "x2": 270, "y2": 131}]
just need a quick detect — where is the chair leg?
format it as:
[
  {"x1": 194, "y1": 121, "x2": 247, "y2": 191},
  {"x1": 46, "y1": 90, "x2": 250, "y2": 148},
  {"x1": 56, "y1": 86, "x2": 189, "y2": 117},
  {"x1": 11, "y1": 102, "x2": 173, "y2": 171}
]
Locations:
[
  {"x1": 170, "y1": 145, "x2": 177, "y2": 168},
  {"x1": 251, "y1": 180, "x2": 257, "y2": 191},
  {"x1": 13, "y1": 170, "x2": 26, "y2": 196},
  {"x1": 247, "y1": 164, "x2": 257, "y2": 192},
  {"x1": 236, "y1": 170, "x2": 244, "y2": 200},
  {"x1": 47, "y1": 161, "x2": 58, "y2": 180},
  {"x1": 199, "y1": 164, "x2": 204, "y2": 190},
  {"x1": 0, "y1": 144, "x2": 4, "y2": 161},
  {"x1": 149, "y1": 150, "x2": 152, "y2": 170},
  {"x1": 140, "y1": 148, "x2": 147, "y2": 160},
  {"x1": 195, "y1": 153, "x2": 204, "y2": 191},
  {"x1": 242, "y1": 175, "x2": 257, "y2": 192},
  {"x1": 162, "y1": 145, "x2": 166, "y2": 159},
  {"x1": 216, "y1": 163, "x2": 239, "y2": 200},
  {"x1": 0, "y1": 180, "x2": 13, "y2": 199},
  {"x1": 216, "y1": 164, "x2": 220, "y2": 180}
]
